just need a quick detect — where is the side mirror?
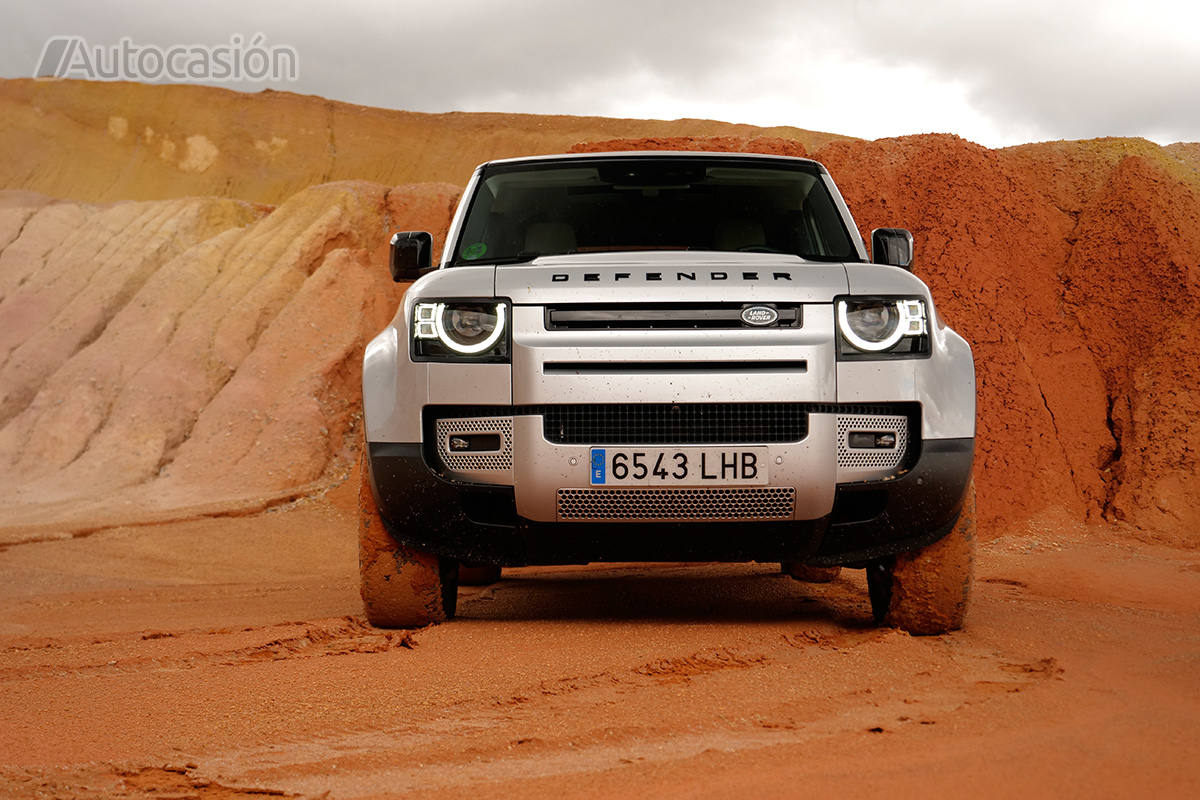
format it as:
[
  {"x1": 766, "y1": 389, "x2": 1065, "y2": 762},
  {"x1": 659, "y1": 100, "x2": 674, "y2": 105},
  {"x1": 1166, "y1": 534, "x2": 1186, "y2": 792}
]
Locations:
[
  {"x1": 870, "y1": 228, "x2": 914, "y2": 271},
  {"x1": 389, "y1": 231, "x2": 434, "y2": 281}
]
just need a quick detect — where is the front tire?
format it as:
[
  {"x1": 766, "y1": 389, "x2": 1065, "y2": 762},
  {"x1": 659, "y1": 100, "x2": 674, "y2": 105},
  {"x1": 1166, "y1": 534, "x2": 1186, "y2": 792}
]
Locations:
[
  {"x1": 866, "y1": 481, "x2": 976, "y2": 635},
  {"x1": 358, "y1": 454, "x2": 458, "y2": 628}
]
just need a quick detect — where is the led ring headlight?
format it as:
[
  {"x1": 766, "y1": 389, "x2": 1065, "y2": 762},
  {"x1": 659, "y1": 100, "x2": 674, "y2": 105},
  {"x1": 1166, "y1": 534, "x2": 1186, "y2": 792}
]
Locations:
[
  {"x1": 434, "y1": 303, "x2": 505, "y2": 353},
  {"x1": 838, "y1": 299, "x2": 927, "y2": 352},
  {"x1": 414, "y1": 301, "x2": 507, "y2": 355}
]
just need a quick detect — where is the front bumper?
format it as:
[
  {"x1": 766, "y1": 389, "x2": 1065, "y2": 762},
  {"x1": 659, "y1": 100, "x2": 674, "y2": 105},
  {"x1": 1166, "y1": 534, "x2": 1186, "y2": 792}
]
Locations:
[{"x1": 366, "y1": 428, "x2": 973, "y2": 567}]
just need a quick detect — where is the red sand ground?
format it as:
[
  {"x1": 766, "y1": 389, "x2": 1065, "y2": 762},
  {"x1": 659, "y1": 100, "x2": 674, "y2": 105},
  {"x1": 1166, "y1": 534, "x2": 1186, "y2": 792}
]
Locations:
[
  {"x1": 0, "y1": 81, "x2": 1198, "y2": 797},
  {"x1": 0, "y1": 477, "x2": 1196, "y2": 798}
]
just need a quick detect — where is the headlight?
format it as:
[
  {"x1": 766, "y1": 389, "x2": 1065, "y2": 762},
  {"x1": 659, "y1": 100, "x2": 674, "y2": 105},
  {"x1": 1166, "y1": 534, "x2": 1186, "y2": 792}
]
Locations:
[
  {"x1": 412, "y1": 300, "x2": 509, "y2": 361},
  {"x1": 836, "y1": 297, "x2": 929, "y2": 358}
]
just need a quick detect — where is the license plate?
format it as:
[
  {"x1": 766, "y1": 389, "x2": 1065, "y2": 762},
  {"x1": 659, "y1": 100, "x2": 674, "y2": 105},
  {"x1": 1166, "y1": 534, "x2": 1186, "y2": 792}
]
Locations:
[{"x1": 589, "y1": 447, "x2": 768, "y2": 486}]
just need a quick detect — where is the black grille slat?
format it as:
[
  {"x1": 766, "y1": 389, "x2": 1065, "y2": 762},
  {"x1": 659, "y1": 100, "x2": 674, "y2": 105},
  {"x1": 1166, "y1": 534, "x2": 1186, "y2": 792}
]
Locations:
[
  {"x1": 545, "y1": 303, "x2": 801, "y2": 330},
  {"x1": 541, "y1": 403, "x2": 809, "y2": 445}
]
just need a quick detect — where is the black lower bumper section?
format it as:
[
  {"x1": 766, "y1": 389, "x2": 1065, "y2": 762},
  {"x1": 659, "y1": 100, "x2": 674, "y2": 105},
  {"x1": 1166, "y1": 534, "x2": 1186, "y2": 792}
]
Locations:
[
  {"x1": 809, "y1": 439, "x2": 974, "y2": 565},
  {"x1": 367, "y1": 438, "x2": 973, "y2": 567}
]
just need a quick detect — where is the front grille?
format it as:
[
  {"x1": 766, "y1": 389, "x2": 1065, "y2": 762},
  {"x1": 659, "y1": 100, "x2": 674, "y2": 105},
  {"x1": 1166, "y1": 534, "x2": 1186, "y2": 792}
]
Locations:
[
  {"x1": 545, "y1": 303, "x2": 802, "y2": 330},
  {"x1": 557, "y1": 487, "x2": 795, "y2": 521},
  {"x1": 542, "y1": 403, "x2": 810, "y2": 445}
]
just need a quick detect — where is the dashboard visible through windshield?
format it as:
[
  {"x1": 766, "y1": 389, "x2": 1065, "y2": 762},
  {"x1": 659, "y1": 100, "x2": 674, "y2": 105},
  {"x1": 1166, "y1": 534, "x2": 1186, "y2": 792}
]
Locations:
[{"x1": 450, "y1": 157, "x2": 860, "y2": 266}]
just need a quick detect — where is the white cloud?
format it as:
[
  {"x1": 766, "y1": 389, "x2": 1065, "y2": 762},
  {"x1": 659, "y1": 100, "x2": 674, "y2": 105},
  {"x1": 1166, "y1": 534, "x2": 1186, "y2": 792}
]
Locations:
[{"x1": 1, "y1": 0, "x2": 1195, "y2": 147}]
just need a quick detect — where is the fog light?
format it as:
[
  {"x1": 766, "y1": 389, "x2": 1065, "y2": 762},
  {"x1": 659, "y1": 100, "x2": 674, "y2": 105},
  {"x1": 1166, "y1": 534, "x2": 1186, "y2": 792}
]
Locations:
[
  {"x1": 848, "y1": 431, "x2": 897, "y2": 449},
  {"x1": 447, "y1": 434, "x2": 502, "y2": 452}
]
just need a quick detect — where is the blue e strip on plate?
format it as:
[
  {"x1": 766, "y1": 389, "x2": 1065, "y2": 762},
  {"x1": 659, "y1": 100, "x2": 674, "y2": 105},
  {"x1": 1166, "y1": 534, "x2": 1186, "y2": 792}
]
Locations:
[{"x1": 590, "y1": 448, "x2": 606, "y2": 484}]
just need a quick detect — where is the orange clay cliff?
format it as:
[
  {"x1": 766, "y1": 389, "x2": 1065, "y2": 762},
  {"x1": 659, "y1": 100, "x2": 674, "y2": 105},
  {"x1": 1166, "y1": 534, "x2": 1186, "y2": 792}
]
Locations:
[{"x1": 0, "y1": 78, "x2": 1196, "y2": 545}]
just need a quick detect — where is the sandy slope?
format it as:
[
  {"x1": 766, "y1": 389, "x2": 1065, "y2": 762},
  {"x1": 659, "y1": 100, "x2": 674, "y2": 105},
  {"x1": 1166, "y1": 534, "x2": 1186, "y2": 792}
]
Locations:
[{"x1": 0, "y1": 485, "x2": 1196, "y2": 798}]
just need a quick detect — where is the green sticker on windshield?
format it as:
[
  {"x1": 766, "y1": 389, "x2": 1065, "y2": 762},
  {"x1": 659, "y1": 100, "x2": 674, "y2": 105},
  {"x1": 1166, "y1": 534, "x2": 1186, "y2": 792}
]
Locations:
[{"x1": 462, "y1": 241, "x2": 487, "y2": 260}]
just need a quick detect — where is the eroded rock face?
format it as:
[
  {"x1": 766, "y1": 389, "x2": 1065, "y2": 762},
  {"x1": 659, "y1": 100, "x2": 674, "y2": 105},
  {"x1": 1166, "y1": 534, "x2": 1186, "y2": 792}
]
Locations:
[
  {"x1": 0, "y1": 79, "x2": 848, "y2": 206},
  {"x1": 1058, "y1": 156, "x2": 1200, "y2": 534},
  {"x1": 0, "y1": 196, "x2": 265, "y2": 427},
  {"x1": 0, "y1": 84, "x2": 1195, "y2": 545},
  {"x1": 571, "y1": 136, "x2": 809, "y2": 158},
  {"x1": 0, "y1": 181, "x2": 460, "y2": 537}
]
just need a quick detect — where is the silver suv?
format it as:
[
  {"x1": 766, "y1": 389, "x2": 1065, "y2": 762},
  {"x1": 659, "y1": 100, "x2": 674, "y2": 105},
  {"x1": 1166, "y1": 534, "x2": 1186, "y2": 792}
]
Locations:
[{"x1": 360, "y1": 152, "x2": 976, "y2": 634}]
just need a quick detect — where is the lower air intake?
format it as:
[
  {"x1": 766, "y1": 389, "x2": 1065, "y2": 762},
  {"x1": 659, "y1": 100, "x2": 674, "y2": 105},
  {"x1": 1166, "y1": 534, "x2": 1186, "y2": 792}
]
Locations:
[{"x1": 557, "y1": 487, "x2": 795, "y2": 522}]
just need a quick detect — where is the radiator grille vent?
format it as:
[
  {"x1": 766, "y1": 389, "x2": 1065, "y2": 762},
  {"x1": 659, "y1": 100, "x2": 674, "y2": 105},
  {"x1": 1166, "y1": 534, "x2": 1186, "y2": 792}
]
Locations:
[
  {"x1": 545, "y1": 303, "x2": 802, "y2": 330},
  {"x1": 557, "y1": 487, "x2": 795, "y2": 521},
  {"x1": 542, "y1": 403, "x2": 810, "y2": 445}
]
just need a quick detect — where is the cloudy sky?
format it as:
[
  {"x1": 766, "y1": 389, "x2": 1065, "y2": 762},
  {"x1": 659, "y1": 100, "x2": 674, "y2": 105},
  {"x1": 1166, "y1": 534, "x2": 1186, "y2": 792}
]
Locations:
[{"x1": 3, "y1": 0, "x2": 1196, "y2": 148}]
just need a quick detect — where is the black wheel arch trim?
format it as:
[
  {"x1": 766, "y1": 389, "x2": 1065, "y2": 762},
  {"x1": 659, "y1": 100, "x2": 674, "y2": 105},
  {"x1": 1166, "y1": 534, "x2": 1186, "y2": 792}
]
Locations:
[{"x1": 809, "y1": 437, "x2": 974, "y2": 566}]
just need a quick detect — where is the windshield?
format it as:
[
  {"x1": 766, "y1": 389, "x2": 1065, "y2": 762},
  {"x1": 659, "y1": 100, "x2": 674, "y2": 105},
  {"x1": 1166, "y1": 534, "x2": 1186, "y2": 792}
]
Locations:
[{"x1": 450, "y1": 157, "x2": 859, "y2": 266}]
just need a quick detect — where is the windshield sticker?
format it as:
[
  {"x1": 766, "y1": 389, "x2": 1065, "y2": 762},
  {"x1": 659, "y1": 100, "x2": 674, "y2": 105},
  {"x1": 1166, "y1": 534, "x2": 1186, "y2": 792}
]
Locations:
[{"x1": 462, "y1": 242, "x2": 488, "y2": 261}]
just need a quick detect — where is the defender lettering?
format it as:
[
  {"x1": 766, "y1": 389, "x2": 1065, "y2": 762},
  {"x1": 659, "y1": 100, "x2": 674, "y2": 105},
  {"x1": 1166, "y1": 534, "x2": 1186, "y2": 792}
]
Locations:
[{"x1": 549, "y1": 271, "x2": 797, "y2": 283}]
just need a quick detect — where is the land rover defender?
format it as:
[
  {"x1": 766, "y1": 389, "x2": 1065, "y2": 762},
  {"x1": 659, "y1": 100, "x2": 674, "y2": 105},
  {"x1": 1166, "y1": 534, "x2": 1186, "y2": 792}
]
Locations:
[{"x1": 360, "y1": 151, "x2": 975, "y2": 634}]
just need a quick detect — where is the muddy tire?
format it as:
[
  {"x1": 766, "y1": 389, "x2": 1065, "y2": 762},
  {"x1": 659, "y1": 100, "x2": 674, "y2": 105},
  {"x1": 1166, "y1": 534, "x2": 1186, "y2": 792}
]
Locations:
[
  {"x1": 781, "y1": 563, "x2": 842, "y2": 583},
  {"x1": 866, "y1": 481, "x2": 976, "y2": 635},
  {"x1": 458, "y1": 564, "x2": 502, "y2": 586},
  {"x1": 358, "y1": 455, "x2": 458, "y2": 628}
]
